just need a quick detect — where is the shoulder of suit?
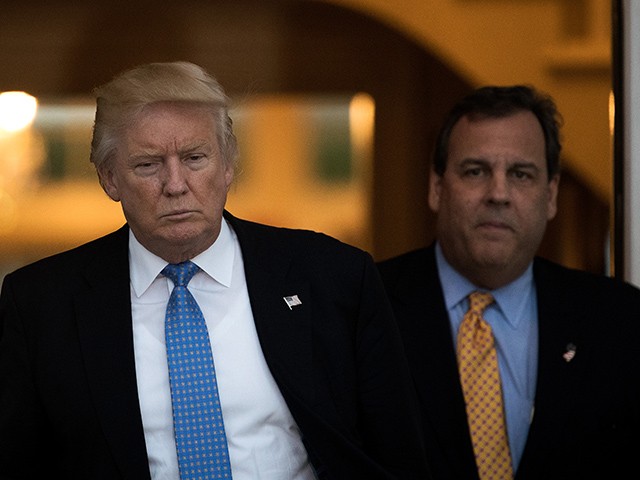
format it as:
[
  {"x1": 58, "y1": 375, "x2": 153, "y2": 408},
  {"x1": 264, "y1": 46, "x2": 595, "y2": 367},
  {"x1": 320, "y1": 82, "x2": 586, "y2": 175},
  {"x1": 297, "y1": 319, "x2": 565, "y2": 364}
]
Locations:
[
  {"x1": 228, "y1": 213, "x2": 367, "y2": 258},
  {"x1": 533, "y1": 255, "x2": 640, "y2": 302},
  {"x1": 377, "y1": 246, "x2": 432, "y2": 274},
  {"x1": 4, "y1": 226, "x2": 128, "y2": 284}
]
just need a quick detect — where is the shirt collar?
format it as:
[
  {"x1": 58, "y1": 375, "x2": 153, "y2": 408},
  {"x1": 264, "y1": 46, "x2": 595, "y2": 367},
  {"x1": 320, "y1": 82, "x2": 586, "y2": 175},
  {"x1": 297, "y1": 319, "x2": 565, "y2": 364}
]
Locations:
[
  {"x1": 435, "y1": 241, "x2": 534, "y2": 328},
  {"x1": 129, "y1": 219, "x2": 235, "y2": 298}
]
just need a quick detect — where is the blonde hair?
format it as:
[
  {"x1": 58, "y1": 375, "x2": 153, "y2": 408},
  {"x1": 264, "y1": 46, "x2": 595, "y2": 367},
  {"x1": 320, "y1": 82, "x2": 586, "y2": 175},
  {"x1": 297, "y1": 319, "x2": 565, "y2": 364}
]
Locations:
[{"x1": 90, "y1": 61, "x2": 238, "y2": 178}]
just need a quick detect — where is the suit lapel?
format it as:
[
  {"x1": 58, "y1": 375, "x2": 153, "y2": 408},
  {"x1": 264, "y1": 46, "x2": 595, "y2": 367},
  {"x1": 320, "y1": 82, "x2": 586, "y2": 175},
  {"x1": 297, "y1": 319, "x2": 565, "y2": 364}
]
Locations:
[
  {"x1": 518, "y1": 259, "x2": 587, "y2": 473},
  {"x1": 73, "y1": 226, "x2": 151, "y2": 480},
  {"x1": 225, "y1": 213, "x2": 315, "y2": 406}
]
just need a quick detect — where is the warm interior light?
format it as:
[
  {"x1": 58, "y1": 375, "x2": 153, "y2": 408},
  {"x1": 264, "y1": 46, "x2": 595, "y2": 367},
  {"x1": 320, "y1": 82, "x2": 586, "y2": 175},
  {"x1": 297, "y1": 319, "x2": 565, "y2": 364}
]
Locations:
[
  {"x1": 0, "y1": 91, "x2": 38, "y2": 132},
  {"x1": 349, "y1": 92, "x2": 375, "y2": 155},
  {"x1": 608, "y1": 90, "x2": 615, "y2": 137}
]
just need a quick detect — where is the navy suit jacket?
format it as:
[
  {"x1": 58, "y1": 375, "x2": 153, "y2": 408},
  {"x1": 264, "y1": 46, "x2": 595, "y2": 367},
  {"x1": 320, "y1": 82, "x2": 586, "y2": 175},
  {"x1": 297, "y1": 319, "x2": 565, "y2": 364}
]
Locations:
[
  {"x1": 0, "y1": 212, "x2": 430, "y2": 479},
  {"x1": 378, "y1": 244, "x2": 640, "y2": 479}
]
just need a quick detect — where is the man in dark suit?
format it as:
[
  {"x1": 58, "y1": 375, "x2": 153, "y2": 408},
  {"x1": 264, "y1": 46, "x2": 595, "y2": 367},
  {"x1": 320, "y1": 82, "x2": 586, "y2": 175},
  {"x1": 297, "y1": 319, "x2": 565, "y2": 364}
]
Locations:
[
  {"x1": 0, "y1": 62, "x2": 429, "y2": 480},
  {"x1": 378, "y1": 85, "x2": 640, "y2": 479}
]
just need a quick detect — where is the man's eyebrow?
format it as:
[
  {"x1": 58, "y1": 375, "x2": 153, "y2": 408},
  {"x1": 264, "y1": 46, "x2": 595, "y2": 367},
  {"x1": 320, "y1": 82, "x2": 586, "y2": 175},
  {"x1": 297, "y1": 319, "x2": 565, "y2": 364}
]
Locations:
[
  {"x1": 177, "y1": 140, "x2": 212, "y2": 154},
  {"x1": 458, "y1": 157, "x2": 489, "y2": 166},
  {"x1": 127, "y1": 150, "x2": 162, "y2": 161},
  {"x1": 126, "y1": 141, "x2": 214, "y2": 160},
  {"x1": 459, "y1": 158, "x2": 541, "y2": 169},
  {"x1": 508, "y1": 161, "x2": 541, "y2": 171}
]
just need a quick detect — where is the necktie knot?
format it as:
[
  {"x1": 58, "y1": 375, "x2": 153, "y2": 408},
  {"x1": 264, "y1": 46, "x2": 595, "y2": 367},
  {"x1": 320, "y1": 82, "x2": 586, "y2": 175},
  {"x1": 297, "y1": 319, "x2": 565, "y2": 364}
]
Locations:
[
  {"x1": 162, "y1": 260, "x2": 199, "y2": 287},
  {"x1": 468, "y1": 291, "x2": 494, "y2": 316}
]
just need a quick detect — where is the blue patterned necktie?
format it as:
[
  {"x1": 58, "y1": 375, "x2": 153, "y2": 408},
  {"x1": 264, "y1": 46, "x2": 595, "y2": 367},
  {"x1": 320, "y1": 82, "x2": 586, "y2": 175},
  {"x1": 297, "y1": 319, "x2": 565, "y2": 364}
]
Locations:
[{"x1": 163, "y1": 261, "x2": 232, "y2": 479}]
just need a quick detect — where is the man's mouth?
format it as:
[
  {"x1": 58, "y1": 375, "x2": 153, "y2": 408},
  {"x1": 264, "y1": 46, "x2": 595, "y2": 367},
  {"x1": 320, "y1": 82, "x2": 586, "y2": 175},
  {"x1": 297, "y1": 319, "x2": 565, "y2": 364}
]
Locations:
[{"x1": 163, "y1": 210, "x2": 195, "y2": 220}]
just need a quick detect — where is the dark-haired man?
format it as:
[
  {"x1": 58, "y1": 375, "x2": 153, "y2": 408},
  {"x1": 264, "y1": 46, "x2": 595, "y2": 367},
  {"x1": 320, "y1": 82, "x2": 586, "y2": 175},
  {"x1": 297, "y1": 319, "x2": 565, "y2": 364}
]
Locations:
[{"x1": 378, "y1": 85, "x2": 640, "y2": 479}]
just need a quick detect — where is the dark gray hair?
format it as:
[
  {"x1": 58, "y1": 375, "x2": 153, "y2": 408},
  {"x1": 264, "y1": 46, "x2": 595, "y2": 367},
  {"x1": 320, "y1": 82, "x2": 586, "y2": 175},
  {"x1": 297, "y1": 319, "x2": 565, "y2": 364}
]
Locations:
[{"x1": 433, "y1": 85, "x2": 562, "y2": 179}]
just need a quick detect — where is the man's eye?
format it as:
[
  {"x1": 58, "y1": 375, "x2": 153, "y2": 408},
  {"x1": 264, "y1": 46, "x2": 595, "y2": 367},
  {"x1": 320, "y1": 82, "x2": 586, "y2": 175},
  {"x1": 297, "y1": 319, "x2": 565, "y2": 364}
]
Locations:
[
  {"x1": 512, "y1": 170, "x2": 532, "y2": 180},
  {"x1": 185, "y1": 154, "x2": 209, "y2": 169},
  {"x1": 464, "y1": 167, "x2": 483, "y2": 177},
  {"x1": 186, "y1": 154, "x2": 205, "y2": 161},
  {"x1": 133, "y1": 162, "x2": 159, "y2": 175}
]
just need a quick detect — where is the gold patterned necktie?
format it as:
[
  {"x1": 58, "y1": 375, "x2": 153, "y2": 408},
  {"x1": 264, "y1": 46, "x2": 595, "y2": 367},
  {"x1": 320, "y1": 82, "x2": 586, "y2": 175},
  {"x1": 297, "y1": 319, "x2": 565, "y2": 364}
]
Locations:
[{"x1": 457, "y1": 291, "x2": 513, "y2": 480}]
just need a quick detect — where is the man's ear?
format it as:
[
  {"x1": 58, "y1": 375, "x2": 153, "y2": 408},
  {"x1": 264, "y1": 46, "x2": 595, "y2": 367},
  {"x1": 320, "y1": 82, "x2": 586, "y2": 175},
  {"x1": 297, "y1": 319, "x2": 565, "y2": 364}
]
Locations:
[
  {"x1": 98, "y1": 164, "x2": 121, "y2": 202},
  {"x1": 428, "y1": 168, "x2": 442, "y2": 213},
  {"x1": 546, "y1": 173, "x2": 560, "y2": 221},
  {"x1": 224, "y1": 162, "x2": 234, "y2": 192}
]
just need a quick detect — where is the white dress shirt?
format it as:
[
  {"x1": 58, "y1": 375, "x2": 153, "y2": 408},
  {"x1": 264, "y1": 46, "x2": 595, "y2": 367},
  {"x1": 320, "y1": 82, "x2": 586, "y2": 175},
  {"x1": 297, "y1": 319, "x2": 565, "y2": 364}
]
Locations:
[{"x1": 129, "y1": 220, "x2": 317, "y2": 480}]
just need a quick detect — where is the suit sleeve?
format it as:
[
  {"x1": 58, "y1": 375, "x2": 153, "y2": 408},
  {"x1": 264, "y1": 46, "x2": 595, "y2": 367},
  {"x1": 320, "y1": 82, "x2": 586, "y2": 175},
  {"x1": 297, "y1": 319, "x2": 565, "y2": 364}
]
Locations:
[
  {"x1": 354, "y1": 255, "x2": 431, "y2": 479},
  {"x1": 0, "y1": 275, "x2": 54, "y2": 479}
]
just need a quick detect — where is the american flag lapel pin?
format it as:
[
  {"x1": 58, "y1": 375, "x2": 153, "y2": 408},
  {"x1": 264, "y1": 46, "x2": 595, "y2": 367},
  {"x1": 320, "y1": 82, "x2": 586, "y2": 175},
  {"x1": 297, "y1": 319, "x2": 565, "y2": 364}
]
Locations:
[
  {"x1": 563, "y1": 343, "x2": 577, "y2": 362},
  {"x1": 283, "y1": 295, "x2": 302, "y2": 310}
]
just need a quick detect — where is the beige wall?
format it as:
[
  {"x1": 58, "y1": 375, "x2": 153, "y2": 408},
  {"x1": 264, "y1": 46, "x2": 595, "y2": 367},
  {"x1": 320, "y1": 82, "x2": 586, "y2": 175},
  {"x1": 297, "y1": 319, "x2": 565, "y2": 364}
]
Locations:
[
  {"x1": 327, "y1": 0, "x2": 613, "y2": 202},
  {"x1": 0, "y1": 0, "x2": 613, "y2": 276}
]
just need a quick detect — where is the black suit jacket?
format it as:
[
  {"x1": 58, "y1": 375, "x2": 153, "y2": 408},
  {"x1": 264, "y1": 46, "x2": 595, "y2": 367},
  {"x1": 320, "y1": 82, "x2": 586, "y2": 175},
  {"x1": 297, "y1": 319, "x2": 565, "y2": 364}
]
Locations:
[
  {"x1": 378, "y1": 244, "x2": 640, "y2": 479},
  {"x1": 0, "y1": 212, "x2": 430, "y2": 480}
]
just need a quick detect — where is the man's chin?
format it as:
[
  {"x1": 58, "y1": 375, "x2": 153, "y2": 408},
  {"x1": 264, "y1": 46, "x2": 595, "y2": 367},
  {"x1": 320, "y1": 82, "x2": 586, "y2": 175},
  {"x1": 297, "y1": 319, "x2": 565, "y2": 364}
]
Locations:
[{"x1": 472, "y1": 244, "x2": 515, "y2": 269}]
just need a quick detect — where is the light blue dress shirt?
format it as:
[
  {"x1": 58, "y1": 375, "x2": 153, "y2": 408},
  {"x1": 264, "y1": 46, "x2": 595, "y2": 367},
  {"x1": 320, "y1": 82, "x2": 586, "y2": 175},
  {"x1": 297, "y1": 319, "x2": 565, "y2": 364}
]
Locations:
[{"x1": 435, "y1": 243, "x2": 538, "y2": 471}]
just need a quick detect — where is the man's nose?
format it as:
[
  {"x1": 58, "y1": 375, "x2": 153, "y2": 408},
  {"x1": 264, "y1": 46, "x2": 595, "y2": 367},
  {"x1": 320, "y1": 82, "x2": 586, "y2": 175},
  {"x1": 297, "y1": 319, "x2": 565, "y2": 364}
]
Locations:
[
  {"x1": 486, "y1": 172, "x2": 510, "y2": 204},
  {"x1": 162, "y1": 159, "x2": 189, "y2": 196}
]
